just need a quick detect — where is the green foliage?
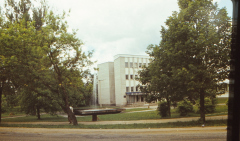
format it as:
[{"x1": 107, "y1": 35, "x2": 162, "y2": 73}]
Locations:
[
  {"x1": 157, "y1": 101, "x2": 169, "y2": 117},
  {"x1": 196, "y1": 98, "x2": 216, "y2": 114},
  {"x1": 1, "y1": 95, "x2": 8, "y2": 113},
  {"x1": 225, "y1": 99, "x2": 229, "y2": 106},
  {"x1": 177, "y1": 100, "x2": 193, "y2": 116},
  {"x1": 145, "y1": 94, "x2": 158, "y2": 103},
  {"x1": 18, "y1": 89, "x2": 61, "y2": 116},
  {"x1": 0, "y1": 0, "x2": 94, "y2": 124},
  {"x1": 172, "y1": 101, "x2": 178, "y2": 109},
  {"x1": 82, "y1": 83, "x2": 93, "y2": 106},
  {"x1": 138, "y1": 0, "x2": 231, "y2": 122}
]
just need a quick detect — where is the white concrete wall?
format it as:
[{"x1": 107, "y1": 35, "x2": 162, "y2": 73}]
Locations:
[
  {"x1": 97, "y1": 62, "x2": 115, "y2": 105},
  {"x1": 114, "y1": 57, "x2": 127, "y2": 106},
  {"x1": 109, "y1": 62, "x2": 116, "y2": 104},
  {"x1": 97, "y1": 54, "x2": 150, "y2": 106}
]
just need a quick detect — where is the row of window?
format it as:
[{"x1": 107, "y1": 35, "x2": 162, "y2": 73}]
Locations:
[
  {"x1": 126, "y1": 87, "x2": 139, "y2": 92},
  {"x1": 125, "y1": 62, "x2": 149, "y2": 68},
  {"x1": 126, "y1": 74, "x2": 138, "y2": 80}
]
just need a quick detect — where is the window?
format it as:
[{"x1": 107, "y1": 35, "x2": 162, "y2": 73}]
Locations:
[
  {"x1": 130, "y1": 75, "x2": 133, "y2": 79},
  {"x1": 134, "y1": 63, "x2": 138, "y2": 68},
  {"x1": 126, "y1": 87, "x2": 129, "y2": 92},
  {"x1": 126, "y1": 75, "x2": 129, "y2": 80},
  {"x1": 130, "y1": 62, "x2": 133, "y2": 68},
  {"x1": 143, "y1": 63, "x2": 146, "y2": 67},
  {"x1": 139, "y1": 63, "x2": 142, "y2": 68},
  {"x1": 131, "y1": 87, "x2": 134, "y2": 92},
  {"x1": 136, "y1": 87, "x2": 138, "y2": 92},
  {"x1": 125, "y1": 62, "x2": 128, "y2": 68}
]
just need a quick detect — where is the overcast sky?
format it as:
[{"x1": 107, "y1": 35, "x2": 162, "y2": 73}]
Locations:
[{"x1": 2, "y1": 0, "x2": 233, "y2": 73}]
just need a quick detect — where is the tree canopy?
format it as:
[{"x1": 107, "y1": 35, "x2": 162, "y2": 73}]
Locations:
[
  {"x1": 0, "y1": 0, "x2": 94, "y2": 125},
  {"x1": 138, "y1": 0, "x2": 231, "y2": 122}
]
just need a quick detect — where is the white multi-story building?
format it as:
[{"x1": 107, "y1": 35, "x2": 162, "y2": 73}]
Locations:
[{"x1": 97, "y1": 54, "x2": 150, "y2": 106}]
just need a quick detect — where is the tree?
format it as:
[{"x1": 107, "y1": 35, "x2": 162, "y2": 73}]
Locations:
[
  {"x1": 86, "y1": 83, "x2": 94, "y2": 105},
  {"x1": 139, "y1": 44, "x2": 189, "y2": 117},
  {"x1": 0, "y1": 15, "x2": 41, "y2": 122},
  {"x1": 177, "y1": 100, "x2": 194, "y2": 116},
  {"x1": 0, "y1": 0, "x2": 94, "y2": 125},
  {"x1": 139, "y1": 0, "x2": 231, "y2": 123},
  {"x1": 35, "y1": 8, "x2": 94, "y2": 125},
  {"x1": 18, "y1": 81, "x2": 61, "y2": 119},
  {"x1": 0, "y1": 0, "x2": 50, "y2": 122}
]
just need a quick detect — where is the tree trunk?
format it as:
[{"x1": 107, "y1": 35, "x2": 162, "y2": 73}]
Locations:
[
  {"x1": 166, "y1": 97, "x2": 171, "y2": 117},
  {"x1": 67, "y1": 107, "x2": 78, "y2": 125},
  {"x1": 0, "y1": 80, "x2": 5, "y2": 123},
  {"x1": 0, "y1": 85, "x2": 2, "y2": 123},
  {"x1": 37, "y1": 106, "x2": 41, "y2": 120},
  {"x1": 200, "y1": 90, "x2": 205, "y2": 123},
  {"x1": 61, "y1": 84, "x2": 78, "y2": 125}
]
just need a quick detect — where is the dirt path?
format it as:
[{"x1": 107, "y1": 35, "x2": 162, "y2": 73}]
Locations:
[{"x1": 0, "y1": 127, "x2": 227, "y2": 141}]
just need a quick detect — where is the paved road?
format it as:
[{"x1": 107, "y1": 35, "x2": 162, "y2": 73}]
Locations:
[{"x1": 0, "y1": 127, "x2": 227, "y2": 141}]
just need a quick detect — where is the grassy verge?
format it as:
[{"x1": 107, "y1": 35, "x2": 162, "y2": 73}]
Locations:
[
  {"x1": 1, "y1": 104, "x2": 228, "y2": 122},
  {"x1": 0, "y1": 104, "x2": 228, "y2": 129},
  {"x1": 124, "y1": 108, "x2": 150, "y2": 112},
  {"x1": 217, "y1": 97, "x2": 228, "y2": 104},
  {"x1": 1, "y1": 114, "x2": 67, "y2": 122},
  {"x1": 0, "y1": 119, "x2": 227, "y2": 129},
  {"x1": 1, "y1": 106, "x2": 24, "y2": 118}
]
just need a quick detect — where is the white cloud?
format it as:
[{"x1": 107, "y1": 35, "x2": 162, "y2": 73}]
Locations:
[
  {"x1": 1, "y1": 0, "x2": 232, "y2": 73},
  {"x1": 46, "y1": 0, "x2": 180, "y2": 72}
]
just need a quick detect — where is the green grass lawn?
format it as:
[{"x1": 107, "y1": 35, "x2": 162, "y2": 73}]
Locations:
[
  {"x1": 2, "y1": 114, "x2": 67, "y2": 122},
  {"x1": 1, "y1": 108, "x2": 152, "y2": 122},
  {"x1": 1, "y1": 106, "x2": 25, "y2": 118},
  {"x1": 125, "y1": 108, "x2": 150, "y2": 112},
  {"x1": 0, "y1": 119, "x2": 227, "y2": 129},
  {"x1": 0, "y1": 105, "x2": 229, "y2": 129},
  {"x1": 1, "y1": 104, "x2": 228, "y2": 123},
  {"x1": 217, "y1": 97, "x2": 228, "y2": 104}
]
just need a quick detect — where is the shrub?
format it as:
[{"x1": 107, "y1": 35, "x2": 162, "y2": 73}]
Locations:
[
  {"x1": 225, "y1": 99, "x2": 228, "y2": 106},
  {"x1": 177, "y1": 100, "x2": 193, "y2": 116},
  {"x1": 196, "y1": 97, "x2": 216, "y2": 113},
  {"x1": 1, "y1": 95, "x2": 8, "y2": 113},
  {"x1": 145, "y1": 94, "x2": 157, "y2": 103},
  {"x1": 157, "y1": 101, "x2": 169, "y2": 117},
  {"x1": 171, "y1": 101, "x2": 178, "y2": 109}
]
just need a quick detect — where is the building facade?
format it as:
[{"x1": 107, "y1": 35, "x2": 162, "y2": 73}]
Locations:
[
  {"x1": 97, "y1": 62, "x2": 115, "y2": 106},
  {"x1": 97, "y1": 54, "x2": 150, "y2": 106}
]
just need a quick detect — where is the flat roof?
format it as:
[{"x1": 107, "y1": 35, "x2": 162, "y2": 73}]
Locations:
[{"x1": 114, "y1": 54, "x2": 150, "y2": 60}]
